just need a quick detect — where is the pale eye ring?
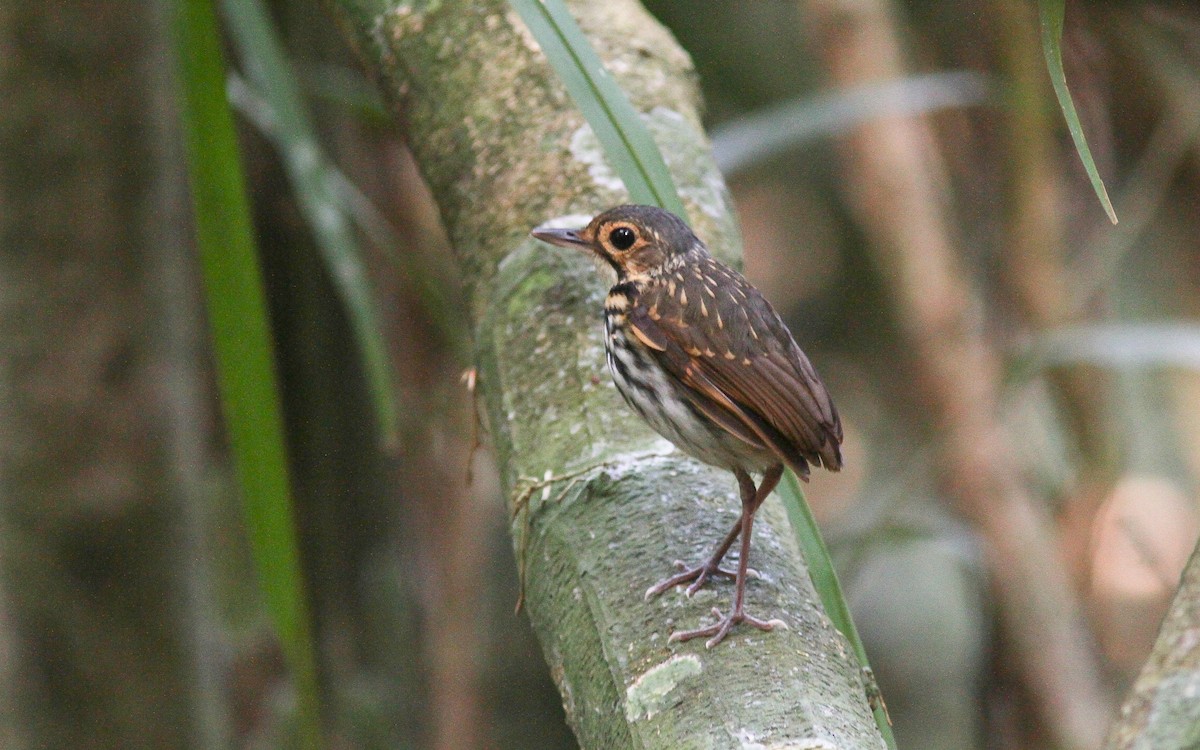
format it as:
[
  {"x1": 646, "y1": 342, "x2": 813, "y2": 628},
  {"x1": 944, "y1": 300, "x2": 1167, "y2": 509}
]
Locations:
[{"x1": 609, "y1": 226, "x2": 636, "y2": 251}]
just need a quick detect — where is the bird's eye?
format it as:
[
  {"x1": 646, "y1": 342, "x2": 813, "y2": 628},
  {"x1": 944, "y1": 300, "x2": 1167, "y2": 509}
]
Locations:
[{"x1": 609, "y1": 226, "x2": 636, "y2": 251}]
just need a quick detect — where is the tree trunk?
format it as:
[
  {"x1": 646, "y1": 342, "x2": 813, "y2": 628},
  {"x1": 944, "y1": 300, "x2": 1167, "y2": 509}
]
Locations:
[
  {"x1": 0, "y1": 2, "x2": 223, "y2": 748},
  {"x1": 329, "y1": 0, "x2": 884, "y2": 746},
  {"x1": 1103, "y1": 540, "x2": 1200, "y2": 750}
]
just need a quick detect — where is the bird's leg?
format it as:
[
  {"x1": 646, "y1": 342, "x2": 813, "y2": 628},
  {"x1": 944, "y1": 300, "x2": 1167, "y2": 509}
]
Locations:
[
  {"x1": 644, "y1": 464, "x2": 781, "y2": 600},
  {"x1": 668, "y1": 465, "x2": 786, "y2": 647},
  {"x1": 643, "y1": 514, "x2": 742, "y2": 600}
]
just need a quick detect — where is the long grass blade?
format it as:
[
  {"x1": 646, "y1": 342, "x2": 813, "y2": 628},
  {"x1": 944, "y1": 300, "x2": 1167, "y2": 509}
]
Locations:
[
  {"x1": 1038, "y1": 0, "x2": 1118, "y2": 224},
  {"x1": 508, "y1": 0, "x2": 686, "y2": 218},
  {"x1": 779, "y1": 471, "x2": 897, "y2": 749},
  {"x1": 222, "y1": 0, "x2": 401, "y2": 449},
  {"x1": 169, "y1": 1, "x2": 321, "y2": 746},
  {"x1": 226, "y1": 75, "x2": 468, "y2": 364},
  {"x1": 712, "y1": 71, "x2": 995, "y2": 176}
]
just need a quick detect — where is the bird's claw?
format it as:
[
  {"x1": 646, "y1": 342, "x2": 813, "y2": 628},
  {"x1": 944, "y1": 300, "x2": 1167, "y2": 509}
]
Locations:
[
  {"x1": 667, "y1": 607, "x2": 785, "y2": 648},
  {"x1": 645, "y1": 564, "x2": 733, "y2": 600},
  {"x1": 645, "y1": 560, "x2": 758, "y2": 600}
]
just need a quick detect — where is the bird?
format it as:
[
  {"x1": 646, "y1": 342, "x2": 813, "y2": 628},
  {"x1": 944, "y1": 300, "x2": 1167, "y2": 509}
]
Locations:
[{"x1": 531, "y1": 204, "x2": 842, "y2": 648}]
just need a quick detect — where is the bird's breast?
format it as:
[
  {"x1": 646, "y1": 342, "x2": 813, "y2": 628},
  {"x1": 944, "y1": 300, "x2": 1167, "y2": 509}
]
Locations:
[{"x1": 601, "y1": 295, "x2": 772, "y2": 473}]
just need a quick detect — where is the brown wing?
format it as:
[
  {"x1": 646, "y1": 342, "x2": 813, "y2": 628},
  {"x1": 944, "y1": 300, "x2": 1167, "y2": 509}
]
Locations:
[{"x1": 629, "y1": 258, "x2": 842, "y2": 477}]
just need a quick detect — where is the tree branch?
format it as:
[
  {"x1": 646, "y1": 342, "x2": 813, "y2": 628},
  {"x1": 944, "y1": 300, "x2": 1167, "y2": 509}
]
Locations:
[
  {"x1": 0, "y1": 1, "x2": 222, "y2": 746},
  {"x1": 329, "y1": 0, "x2": 883, "y2": 745},
  {"x1": 1104, "y1": 541, "x2": 1200, "y2": 749}
]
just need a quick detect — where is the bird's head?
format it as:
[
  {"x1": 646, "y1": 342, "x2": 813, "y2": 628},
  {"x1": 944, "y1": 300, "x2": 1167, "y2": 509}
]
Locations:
[{"x1": 532, "y1": 205, "x2": 700, "y2": 280}]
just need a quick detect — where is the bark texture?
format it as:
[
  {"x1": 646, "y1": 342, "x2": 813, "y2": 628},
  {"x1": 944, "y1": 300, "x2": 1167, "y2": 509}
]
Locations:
[
  {"x1": 330, "y1": 0, "x2": 883, "y2": 746},
  {"x1": 1103, "y1": 541, "x2": 1200, "y2": 750}
]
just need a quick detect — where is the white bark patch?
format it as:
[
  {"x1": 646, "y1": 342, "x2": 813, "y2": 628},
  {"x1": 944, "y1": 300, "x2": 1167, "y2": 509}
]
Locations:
[
  {"x1": 646, "y1": 106, "x2": 728, "y2": 221},
  {"x1": 734, "y1": 730, "x2": 840, "y2": 750},
  {"x1": 567, "y1": 106, "x2": 724, "y2": 218},
  {"x1": 1143, "y1": 670, "x2": 1200, "y2": 748},
  {"x1": 528, "y1": 213, "x2": 595, "y2": 234},
  {"x1": 624, "y1": 653, "x2": 702, "y2": 722},
  {"x1": 569, "y1": 124, "x2": 626, "y2": 194}
]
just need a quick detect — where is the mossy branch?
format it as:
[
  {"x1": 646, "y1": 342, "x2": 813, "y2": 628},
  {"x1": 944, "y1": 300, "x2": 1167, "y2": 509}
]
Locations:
[{"x1": 329, "y1": 0, "x2": 883, "y2": 745}]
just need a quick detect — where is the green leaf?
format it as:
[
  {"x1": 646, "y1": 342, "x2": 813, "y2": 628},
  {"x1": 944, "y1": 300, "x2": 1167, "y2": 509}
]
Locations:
[
  {"x1": 168, "y1": 0, "x2": 321, "y2": 746},
  {"x1": 226, "y1": 75, "x2": 469, "y2": 367},
  {"x1": 779, "y1": 472, "x2": 897, "y2": 750},
  {"x1": 222, "y1": 0, "x2": 401, "y2": 450},
  {"x1": 299, "y1": 63, "x2": 390, "y2": 125},
  {"x1": 1038, "y1": 0, "x2": 1118, "y2": 224},
  {"x1": 508, "y1": 0, "x2": 687, "y2": 218}
]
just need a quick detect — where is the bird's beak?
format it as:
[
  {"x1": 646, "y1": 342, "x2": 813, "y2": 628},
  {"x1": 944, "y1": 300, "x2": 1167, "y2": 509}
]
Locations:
[{"x1": 531, "y1": 224, "x2": 589, "y2": 250}]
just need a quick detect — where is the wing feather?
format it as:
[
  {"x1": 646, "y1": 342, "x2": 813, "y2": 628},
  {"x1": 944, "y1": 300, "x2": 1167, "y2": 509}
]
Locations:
[{"x1": 630, "y1": 272, "x2": 843, "y2": 474}]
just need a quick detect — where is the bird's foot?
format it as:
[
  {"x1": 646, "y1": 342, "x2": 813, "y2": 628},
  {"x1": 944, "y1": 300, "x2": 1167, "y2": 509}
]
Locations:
[
  {"x1": 668, "y1": 607, "x2": 788, "y2": 649},
  {"x1": 644, "y1": 559, "x2": 759, "y2": 600}
]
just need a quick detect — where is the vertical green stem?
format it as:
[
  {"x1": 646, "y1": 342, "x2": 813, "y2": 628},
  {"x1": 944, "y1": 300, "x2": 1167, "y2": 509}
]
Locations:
[
  {"x1": 169, "y1": 0, "x2": 322, "y2": 746},
  {"x1": 780, "y1": 471, "x2": 898, "y2": 749}
]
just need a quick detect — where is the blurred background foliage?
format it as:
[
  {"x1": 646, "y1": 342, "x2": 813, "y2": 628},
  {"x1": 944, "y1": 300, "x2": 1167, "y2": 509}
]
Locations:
[{"x1": 1, "y1": 1, "x2": 1199, "y2": 749}]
